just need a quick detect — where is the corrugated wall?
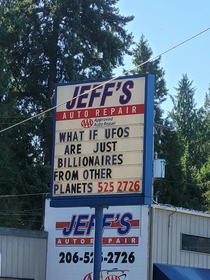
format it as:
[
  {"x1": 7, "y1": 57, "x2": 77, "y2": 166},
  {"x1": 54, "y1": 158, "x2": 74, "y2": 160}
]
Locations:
[
  {"x1": 149, "y1": 205, "x2": 210, "y2": 279},
  {"x1": 0, "y1": 227, "x2": 48, "y2": 280}
]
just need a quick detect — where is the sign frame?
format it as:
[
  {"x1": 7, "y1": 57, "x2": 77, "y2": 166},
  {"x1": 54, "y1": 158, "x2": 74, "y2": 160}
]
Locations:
[{"x1": 50, "y1": 74, "x2": 154, "y2": 208}]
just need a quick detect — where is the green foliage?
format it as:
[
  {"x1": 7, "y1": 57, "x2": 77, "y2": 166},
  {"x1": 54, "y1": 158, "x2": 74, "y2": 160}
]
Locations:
[
  {"x1": 166, "y1": 74, "x2": 210, "y2": 210},
  {"x1": 131, "y1": 40, "x2": 210, "y2": 211},
  {"x1": 0, "y1": 93, "x2": 51, "y2": 229},
  {"x1": 131, "y1": 35, "x2": 168, "y2": 106},
  {"x1": 0, "y1": 0, "x2": 134, "y2": 91},
  {"x1": 196, "y1": 158, "x2": 210, "y2": 211},
  {"x1": 171, "y1": 74, "x2": 197, "y2": 142},
  {"x1": 171, "y1": 75, "x2": 209, "y2": 169},
  {"x1": 129, "y1": 35, "x2": 189, "y2": 208},
  {"x1": 0, "y1": 0, "x2": 134, "y2": 229},
  {"x1": 0, "y1": 0, "x2": 134, "y2": 164},
  {"x1": 0, "y1": 188, "x2": 23, "y2": 229},
  {"x1": 154, "y1": 129, "x2": 185, "y2": 206},
  {"x1": 201, "y1": 91, "x2": 210, "y2": 158}
]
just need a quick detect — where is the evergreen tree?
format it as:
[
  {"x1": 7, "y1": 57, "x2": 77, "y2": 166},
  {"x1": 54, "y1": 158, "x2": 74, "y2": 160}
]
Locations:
[
  {"x1": 169, "y1": 74, "x2": 207, "y2": 210},
  {"x1": 197, "y1": 159, "x2": 210, "y2": 211},
  {"x1": 194, "y1": 86, "x2": 210, "y2": 211},
  {"x1": 154, "y1": 128, "x2": 185, "y2": 206},
  {"x1": 131, "y1": 35, "x2": 168, "y2": 200},
  {"x1": 202, "y1": 88, "x2": 210, "y2": 158},
  {"x1": 0, "y1": 0, "x2": 134, "y2": 163},
  {"x1": 0, "y1": 92, "x2": 51, "y2": 229},
  {"x1": 204, "y1": 88, "x2": 210, "y2": 115},
  {"x1": 171, "y1": 74, "x2": 197, "y2": 143},
  {"x1": 171, "y1": 74, "x2": 208, "y2": 169},
  {"x1": 0, "y1": 0, "x2": 134, "y2": 228},
  {"x1": 129, "y1": 35, "x2": 189, "y2": 207},
  {"x1": 131, "y1": 34, "x2": 168, "y2": 123}
]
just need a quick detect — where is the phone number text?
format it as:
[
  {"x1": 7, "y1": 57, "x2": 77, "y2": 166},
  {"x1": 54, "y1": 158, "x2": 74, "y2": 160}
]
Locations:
[{"x1": 59, "y1": 251, "x2": 135, "y2": 264}]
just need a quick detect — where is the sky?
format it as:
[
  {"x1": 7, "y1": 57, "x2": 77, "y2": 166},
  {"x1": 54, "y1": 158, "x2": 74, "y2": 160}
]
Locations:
[{"x1": 114, "y1": 0, "x2": 210, "y2": 116}]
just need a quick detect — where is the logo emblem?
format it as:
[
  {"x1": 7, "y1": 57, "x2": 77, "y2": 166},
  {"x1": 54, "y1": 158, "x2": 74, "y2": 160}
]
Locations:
[
  {"x1": 83, "y1": 272, "x2": 92, "y2": 280},
  {"x1": 83, "y1": 272, "x2": 127, "y2": 280},
  {"x1": 105, "y1": 276, "x2": 120, "y2": 280},
  {"x1": 81, "y1": 119, "x2": 93, "y2": 128}
]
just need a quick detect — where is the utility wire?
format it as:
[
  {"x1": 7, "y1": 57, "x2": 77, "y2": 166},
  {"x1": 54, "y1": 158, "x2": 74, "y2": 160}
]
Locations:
[
  {"x1": 0, "y1": 174, "x2": 208, "y2": 199},
  {"x1": 0, "y1": 213, "x2": 42, "y2": 216},
  {"x1": 156, "y1": 178, "x2": 210, "y2": 187},
  {"x1": 0, "y1": 176, "x2": 208, "y2": 199},
  {"x1": 0, "y1": 216, "x2": 42, "y2": 224},
  {"x1": 0, "y1": 27, "x2": 210, "y2": 134},
  {"x1": 0, "y1": 193, "x2": 46, "y2": 198}
]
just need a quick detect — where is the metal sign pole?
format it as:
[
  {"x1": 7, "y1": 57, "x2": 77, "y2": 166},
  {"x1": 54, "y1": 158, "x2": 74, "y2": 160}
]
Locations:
[{"x1": 93, "y1": 206, "x2": 103, "y2": 280}]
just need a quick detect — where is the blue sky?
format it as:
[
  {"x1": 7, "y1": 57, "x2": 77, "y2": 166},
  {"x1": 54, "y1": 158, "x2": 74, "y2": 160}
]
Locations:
[{"x1": 114, "y1": 0, "x2": 210, "y2": 116}]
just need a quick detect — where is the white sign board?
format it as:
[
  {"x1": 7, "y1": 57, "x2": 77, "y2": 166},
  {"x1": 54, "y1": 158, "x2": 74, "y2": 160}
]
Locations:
[
  {"x1": 45, "y1": 199, "x2": 149, "y2": 280},
  {"x1": 51, "y1": 75, "x2": 154, "y2": 207}
]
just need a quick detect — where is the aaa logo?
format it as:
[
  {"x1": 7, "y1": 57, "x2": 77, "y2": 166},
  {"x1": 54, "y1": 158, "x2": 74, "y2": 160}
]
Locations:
[
  {"x1": 81, "y1": 119, "x2": 93, "y2": 128},
  {"x1": 83, "y1": 272, "x2": 127, "y2": 280},
  {"x1": 83, "y1": 272, "x2": 92, "y2": 280},
  {"x1": 105, "y1": 276, "x2": 120, "y2": 280}
]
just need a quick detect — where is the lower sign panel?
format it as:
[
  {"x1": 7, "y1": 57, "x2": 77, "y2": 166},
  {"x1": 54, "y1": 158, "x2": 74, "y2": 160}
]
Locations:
[{"x1": 45, "y1": 199, "x2": 149, "y2": 280}]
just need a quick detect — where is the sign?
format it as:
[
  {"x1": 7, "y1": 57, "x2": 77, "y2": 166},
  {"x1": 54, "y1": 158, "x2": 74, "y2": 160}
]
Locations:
[
  {"x1": 50, "y1": 75, "x2": 154, "y2": 207},
  {"x1": 45, "y1": 199, "x2": 149, "y2": 280},
  {"x1": 100, "y1": 270, "x2": 129, "y2": 280}
]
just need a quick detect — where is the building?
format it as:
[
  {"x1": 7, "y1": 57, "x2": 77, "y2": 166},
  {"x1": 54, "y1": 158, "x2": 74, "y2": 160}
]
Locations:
[
  {"x1": 150, "y1": 204, "x2": 210, "y2": 279},
  {"x1": 1, "y1": 200, "x2": 210, "y2": 279},
  {"x1": 44, "y1": 198, "x2": 210, "y2": 280},
  {"x1": 0, "y1": 227, "x2": 47, "y2": 280}
]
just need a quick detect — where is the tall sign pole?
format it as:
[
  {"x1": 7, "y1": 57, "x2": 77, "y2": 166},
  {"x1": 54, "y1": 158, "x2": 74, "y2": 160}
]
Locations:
[{"x1": 93, "y1": 206, "x2": 104, "y2": 280}]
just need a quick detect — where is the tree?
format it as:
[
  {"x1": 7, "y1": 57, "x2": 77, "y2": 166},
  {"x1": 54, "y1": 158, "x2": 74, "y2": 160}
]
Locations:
[
  {"x1": 0, "y1": 0, "x2": 134, "y2": 228},
  {"x1": 197, "y1": 159, "x2": 210, "y2": 211},
  {"x1": 154, "y1": 128, "x2": 186, "y2": 207},
  {"x1": 0, "y1": 91, "x2": 51, "y2": 229},
  {"x1": 129, "y1": 36, "x2": 191, "y2": 207},
  {"x1": 171, "y1": 74, "x2": 208, "y2": 169},
  {"x1": 171, "y1": 74, "x2": 197, "y2": 142},
  {"x1": 169, "y1": 74, "x2": 208, "y2": 210},
  {"x1": 201, "y1": 88, "x2": 210, "y2": 158},
  {"x1": 194, "y1": 87, "x2": 210, "y2": 211},
  {"x1": 131, "y1": 34, "x2": 168, "y2": 123},
  {"x1": 0, "y1": 0, "x2": 134, "y2": 163}
]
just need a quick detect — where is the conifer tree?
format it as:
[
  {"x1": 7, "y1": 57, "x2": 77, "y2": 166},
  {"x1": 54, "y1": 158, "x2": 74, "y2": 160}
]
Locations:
[
  {"x1": 169, "y1": 74, "x2": 207, "y2": 210},
  {"x1": 0, "y1": 0, "x2": 134, "y2": 228},
  {"x1": 0, "y1": 0, "x2": 134, "y2": 164},
  {"x1": 171, "y1": 74, "x2": 197, "y2": 142},
  {"x1": 131, "y1": 34, "x2": 168, "y2": 123},
  {"x1": 171, "y1": 74, "x2": 208, "y2": 169},
  {"x1": 130, "y1": 35, "x2": 186, "y2": 207},
  {"x1": 194, "y1": 86, "x2": 210, "y2": 211}
]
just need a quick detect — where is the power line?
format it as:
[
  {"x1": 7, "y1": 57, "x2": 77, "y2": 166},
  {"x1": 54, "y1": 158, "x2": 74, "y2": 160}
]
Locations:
[
  {"x1": 0, "y1": 212, "x2": 42, "y2": 216},
  {"x1": 0, "y1": 177, "x2": 207, "y2": 200},
  {"x1": 0, "y1": 27, "x2": 209, "y2": 134},
  {"x1": 155, "y1": 178, "x2": 209, "y2": 187},
  {"x1": 0, "y1": 193, "x2": 46, "y2": 198},
  {"x1": 0, "y1": 216, "x2": 42, "y2": 224}
]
